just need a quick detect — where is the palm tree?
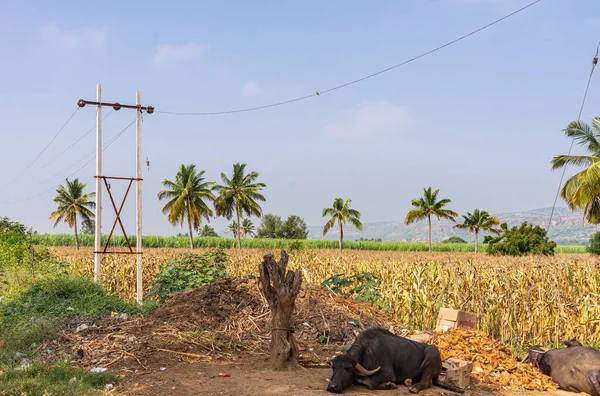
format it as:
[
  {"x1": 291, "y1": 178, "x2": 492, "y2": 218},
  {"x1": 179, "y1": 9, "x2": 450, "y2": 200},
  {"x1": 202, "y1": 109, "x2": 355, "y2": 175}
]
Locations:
[
  {"x1": 198, "y1": 224, "x2": 219, "y2": 237},
  {"x1": 240, "y1": 218, "x2": 256, "y2": 238},
  {"x1": 214, "y1": 163, "x2": 266, "y2": 249},
  {"x1": 322, "y1": 198, "x2": 363, "y2": 253},
  {"x1": 551, "y1": 118, "x2": 600, "y2": 224},
  {"x1": 157, "y1": 164, "x2": 216, "y2": 249},
  {"x1": 405, "y1": 187, "x2": 458, "y2": 252},
  {"x1": 227, "y1": 221, "x2": 239, "y2": 238},
  {"x1": 49, "y1": 178, "x2": 95, "y2": 249},
  {"x1": 454, "y1": 209, "x2": 501, "y2": 253}
]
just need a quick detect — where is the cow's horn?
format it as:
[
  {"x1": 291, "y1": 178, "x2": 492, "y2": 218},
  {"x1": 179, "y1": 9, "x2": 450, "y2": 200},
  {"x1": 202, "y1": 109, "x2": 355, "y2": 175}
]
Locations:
[{"x1": 354, "y1": 362, "x2": 381, "y2": 376}]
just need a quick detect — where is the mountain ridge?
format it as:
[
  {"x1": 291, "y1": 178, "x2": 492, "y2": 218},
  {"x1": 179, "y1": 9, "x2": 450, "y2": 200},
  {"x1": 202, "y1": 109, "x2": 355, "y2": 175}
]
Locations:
[{"x1": 303, "y1": 207, "x2": 599, "y2": 245}]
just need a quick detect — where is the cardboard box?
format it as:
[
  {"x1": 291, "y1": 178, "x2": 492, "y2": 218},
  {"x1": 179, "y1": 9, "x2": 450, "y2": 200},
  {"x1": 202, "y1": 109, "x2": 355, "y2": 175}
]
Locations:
[
  {"x1": 407, "y1": 332, "x2": 432, "y2": 343},
  {"x1": 435, "y1": 308, "x2": 476, "y2": 332},
  {"x1": 441, "y1": 358, "x2": 472, "y2": 389}
]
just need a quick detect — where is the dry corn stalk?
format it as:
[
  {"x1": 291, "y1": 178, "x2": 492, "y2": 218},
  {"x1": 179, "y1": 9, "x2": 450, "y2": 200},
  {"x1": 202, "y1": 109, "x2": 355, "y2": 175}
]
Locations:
[{"x1": 52, "y1": 247, "x2": 600, "y2": 346}]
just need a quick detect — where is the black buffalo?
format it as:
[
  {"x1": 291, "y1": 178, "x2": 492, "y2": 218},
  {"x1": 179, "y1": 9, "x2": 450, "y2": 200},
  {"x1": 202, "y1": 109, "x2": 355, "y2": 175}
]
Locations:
[
  {"x1": 527, "y1": 340, "x2": 600, "y2": 396},
  {"x1": 327, "y1": 327, "x2": 463, "y2": 394}
]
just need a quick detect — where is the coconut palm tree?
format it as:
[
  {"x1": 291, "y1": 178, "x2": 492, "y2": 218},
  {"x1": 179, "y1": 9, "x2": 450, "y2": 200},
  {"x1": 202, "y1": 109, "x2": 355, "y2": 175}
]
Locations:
[
  {"x1": 405, "y1": 187, "x2": 458, "y2": 252},
  {"x1": 322, "y1": 198, "x2": 363, "y2": 253},
  {"x1": 49, "y1": 178, "x2": 95, "y2": 249},
  {"x1": 198, "y1": 224, "x2": 219, "y2": 237},
  {"x1": 214, "y1": 163, "x2": 266, "y2": 249},
  {"x1": 157, "y1": 164, "x2": 216, "y2": 249},
  {"x1": 226, "y1": 221, "x2": 239, "y2": 238},
  {"x1": 240, "y1": 218, "x2": 256, "y2": 238},
  {"x1": 454, "y1": 208, "x2": 501, "y2": 253},
  {"x1": 551, "y1": 118, "x2": 600, "y2": 224}
]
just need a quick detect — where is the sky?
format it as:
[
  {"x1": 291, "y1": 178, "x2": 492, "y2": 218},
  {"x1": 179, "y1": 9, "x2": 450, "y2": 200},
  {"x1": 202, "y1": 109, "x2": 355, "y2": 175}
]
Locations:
[{"x1": 0, "y1": 0, "x2": 599, "y2": 237}]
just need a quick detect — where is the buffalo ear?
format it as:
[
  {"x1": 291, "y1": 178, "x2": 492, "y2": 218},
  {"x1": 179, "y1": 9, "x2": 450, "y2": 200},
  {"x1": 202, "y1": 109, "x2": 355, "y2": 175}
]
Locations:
[
  {"x1": 563, "y1": 339, "x2": 583, "y2": 348},
  {"x1": 354, "y1": 362, "x2": 381, "y2": 377}
]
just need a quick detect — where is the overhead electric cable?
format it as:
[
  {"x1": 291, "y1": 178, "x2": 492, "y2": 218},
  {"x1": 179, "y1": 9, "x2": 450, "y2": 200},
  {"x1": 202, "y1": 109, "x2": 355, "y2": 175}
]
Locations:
[
  {"x1": 1, "y1": 118, "x2": 136, "y2": 204},
  {"x1": 2, "y1": 107, "x2": 80, "y2": 187},
  {"x1": 40, "y1": 110, "x2": 114, "y2": 169},
  {"x1": 545, "y1": 41, "x2": 600, "y2": 236},
  {"x1": 156, "y1": 0, "x2": 543, "y2": 116}
]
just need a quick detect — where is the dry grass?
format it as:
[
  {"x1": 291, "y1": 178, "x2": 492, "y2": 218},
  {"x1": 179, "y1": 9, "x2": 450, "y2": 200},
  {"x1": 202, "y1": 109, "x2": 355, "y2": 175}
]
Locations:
[{"x1": 52, "y1": 247, "x2": 600, "y2": 346}]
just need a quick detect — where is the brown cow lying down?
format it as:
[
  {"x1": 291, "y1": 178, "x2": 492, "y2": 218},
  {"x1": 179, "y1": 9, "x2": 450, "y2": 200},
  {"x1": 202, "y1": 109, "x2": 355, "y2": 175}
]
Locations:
[{"x1": 527, "y1": 340, "x2": 600, "y2": 396}]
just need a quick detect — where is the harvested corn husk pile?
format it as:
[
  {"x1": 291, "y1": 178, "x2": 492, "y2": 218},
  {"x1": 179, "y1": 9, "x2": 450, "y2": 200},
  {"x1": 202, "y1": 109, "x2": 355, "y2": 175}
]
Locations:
[
  {"x1": 43, "y1": 276, "x2": 399, "y2": 371},
  {"x1": 432, "y1": 329, "x2": 559, "y2": 391}
]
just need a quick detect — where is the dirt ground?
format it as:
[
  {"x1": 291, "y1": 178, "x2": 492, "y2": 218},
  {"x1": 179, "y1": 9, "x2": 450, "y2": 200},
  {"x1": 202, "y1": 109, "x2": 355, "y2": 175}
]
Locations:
[
  {"x1": 115, "y1": 357, "x2": 572, "y2": 396},
  {"x1": 43, "y1": 276, "x2": 564, "y2": 395}
]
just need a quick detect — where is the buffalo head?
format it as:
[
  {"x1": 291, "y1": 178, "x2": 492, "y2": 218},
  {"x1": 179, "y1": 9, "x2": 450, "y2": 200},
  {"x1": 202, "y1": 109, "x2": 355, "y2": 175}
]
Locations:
[
  {"x1": 327, "y1": 354, "x2": 381, "y2": 393},
  {"x1": 526, "y1": 345, "x2": 549, "y2": 374}
]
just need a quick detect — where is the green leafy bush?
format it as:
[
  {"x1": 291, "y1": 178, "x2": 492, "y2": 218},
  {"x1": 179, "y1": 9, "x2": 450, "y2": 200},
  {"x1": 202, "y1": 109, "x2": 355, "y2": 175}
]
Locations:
[
  {"x1": 321, "y1": 272, "x2": 383, "y2": 307},
  {"x1": 588, "y1": 231, "x2": 600, "y2": 255},
  {"x1": 486, "y1": 222, "x2": 556, "y2": 256},
  {"x1": 145, "y1": 249, "x2": 229, "y2": 303},
  {"x1": 442, "y1": 236, "x2": 468, "y2": 244},
  {"x1": 0, "y1": 217, "x2": 28, "y2": 269}
]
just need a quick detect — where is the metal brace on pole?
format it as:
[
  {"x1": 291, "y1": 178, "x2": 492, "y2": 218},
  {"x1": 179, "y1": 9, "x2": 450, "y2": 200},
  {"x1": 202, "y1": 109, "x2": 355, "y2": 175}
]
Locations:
[{"x1": 78, "y1": 88, "x2": 153, "y2": 304}]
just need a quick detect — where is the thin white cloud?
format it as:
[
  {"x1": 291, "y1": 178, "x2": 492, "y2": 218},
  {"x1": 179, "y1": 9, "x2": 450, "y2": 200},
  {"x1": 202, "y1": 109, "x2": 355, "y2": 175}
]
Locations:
[
  {"x1": 242, "y1": 80, "x2": 265, "y2": 97},
  {"x1": 325, "y1": 101, "x2": 412, "y2": 139},
  {"x1": 242, "y1": 80, "x2": 278, "y2": 97},
  {"x1": 40, "y1": 24, "x2": 106, "y2": 50},
  {"x1": 153, "y1": 42, "x2": 205, "y2": 66}
]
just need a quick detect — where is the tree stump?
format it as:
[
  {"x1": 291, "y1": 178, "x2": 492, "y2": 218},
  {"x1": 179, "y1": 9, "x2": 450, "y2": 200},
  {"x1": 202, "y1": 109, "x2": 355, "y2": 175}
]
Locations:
[{"x1": 258, "y1": 250, "x2": 302, "y2": 370}]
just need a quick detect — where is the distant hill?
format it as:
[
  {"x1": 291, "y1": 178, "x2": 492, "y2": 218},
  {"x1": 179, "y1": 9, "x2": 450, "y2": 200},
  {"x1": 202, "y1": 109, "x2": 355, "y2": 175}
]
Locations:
[{"x1": 306, "y1": 207, "x2": 600, "y2": 245}]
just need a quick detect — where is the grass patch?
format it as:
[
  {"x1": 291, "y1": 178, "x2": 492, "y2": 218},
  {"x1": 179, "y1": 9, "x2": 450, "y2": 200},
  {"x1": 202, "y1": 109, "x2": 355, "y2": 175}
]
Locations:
[
  {"x1": 0, "y1": 360, "x2": 118, "y2": 396},
  {"x1": 0, "y1": 275, "x2": 154, "y2": 393}
]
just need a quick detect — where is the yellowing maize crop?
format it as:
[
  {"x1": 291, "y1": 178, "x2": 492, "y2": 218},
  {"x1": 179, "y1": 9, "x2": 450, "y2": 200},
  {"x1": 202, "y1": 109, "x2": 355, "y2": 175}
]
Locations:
[{"x1": 51, "y1": 247, "x2": 600, "y2": 346}]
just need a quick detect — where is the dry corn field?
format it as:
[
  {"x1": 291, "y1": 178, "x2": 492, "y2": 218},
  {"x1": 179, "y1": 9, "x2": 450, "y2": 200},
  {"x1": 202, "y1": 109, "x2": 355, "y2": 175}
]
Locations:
[{"x1": 51, "y1": 247, "x2": 600, "y2": 346}]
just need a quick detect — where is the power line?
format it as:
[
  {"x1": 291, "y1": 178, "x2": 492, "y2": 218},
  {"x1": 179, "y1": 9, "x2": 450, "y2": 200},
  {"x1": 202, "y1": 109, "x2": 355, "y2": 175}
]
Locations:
[
  {"x1": 40, "y1": 110, "x2": 114, "y2": 169},
  {"x1": 0, "y1": 118, "x2": 136, "y2": 204},
  {"x1": 2, "y1": 107, "x2": 80, "y2": 187},
  {"x1": 545, "y1": 41, "x2": 600, "y2": 235},
  {"x1": 156, "y1": 0, "x2": 543, "y2": 116}
]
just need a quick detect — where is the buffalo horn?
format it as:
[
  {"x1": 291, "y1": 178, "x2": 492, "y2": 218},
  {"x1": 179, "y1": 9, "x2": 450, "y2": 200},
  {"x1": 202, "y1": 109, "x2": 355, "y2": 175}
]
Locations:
[{"x1": 354, "y1": 362, "x2": 381, "y2": 376}]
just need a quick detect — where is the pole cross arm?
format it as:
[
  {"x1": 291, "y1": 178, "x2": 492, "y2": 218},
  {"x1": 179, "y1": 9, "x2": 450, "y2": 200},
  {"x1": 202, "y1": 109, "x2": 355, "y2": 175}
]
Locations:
[{"x1": 78, "y1": 99, "x2": 154, "y2": 114}]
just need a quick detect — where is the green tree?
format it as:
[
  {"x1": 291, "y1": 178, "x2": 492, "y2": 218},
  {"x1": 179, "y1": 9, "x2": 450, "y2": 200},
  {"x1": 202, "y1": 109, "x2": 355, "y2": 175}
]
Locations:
[
  {"x1": 81, "y1": 218, "x2": 94, "y2": 235},
  {"x1": 49, "y1": 178, "x2": 95, "y2": 249},
  {"x1": 453, "y1": 209, "x2": 501, "y2": 253},
  {"x1": 551, "y1": 118, "x2": 600, "y2": 224},
  {"x1": 405, "y1": 187, "x2": 458, "y2": 252},
  {"x1": 256, "y1": 214, "x2": 283, "y2": 238},
  {"x1": 227, "y1": 221, "x2": 239, "y2": 238},
  {"x1": 256, "y1": 214, "x2": 309, "y2": 239},
  {"x1": 198, "y1": 224, "x2": 219, "y2": 237},
  {"x1": 441, "y1": 236, "x2": 467, "y2": 244},
  {"x1": 240, "y1": 218, "x2": 256, "y2": 238},
  {"x1": 486, "y1": 222, "x2": 556, "y2": 256},
  {"x1": 157, "y1": 164, "x2": 216, "y2": 250},
  {"x1": 214, "y1": 163, "x2": 266, "y2": 249},
  {"x1": 281, "y1": 215, "x2": 309, "y2": 239},
  {"x1": 322, "y1": 198, "x2": 363, "y2": 253}
]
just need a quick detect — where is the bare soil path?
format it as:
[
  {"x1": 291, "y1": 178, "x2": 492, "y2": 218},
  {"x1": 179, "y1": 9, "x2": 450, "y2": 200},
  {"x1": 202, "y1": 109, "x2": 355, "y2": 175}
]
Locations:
[{"x1": 116, "y1": 358, "x2": 572, "y2": 396}]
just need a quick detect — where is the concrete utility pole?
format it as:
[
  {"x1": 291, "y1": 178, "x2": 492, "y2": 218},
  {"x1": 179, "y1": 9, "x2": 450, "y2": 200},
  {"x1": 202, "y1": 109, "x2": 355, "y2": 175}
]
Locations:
[
  {"x1": 78, "y1": 87, "x2": 154, "y2": 304},
  {"x1": 136, "y1": 91, "x2": 143, "y2": 304},
  {"x1": 94, "y1": 84, "x2": 102, "y2": 283}
]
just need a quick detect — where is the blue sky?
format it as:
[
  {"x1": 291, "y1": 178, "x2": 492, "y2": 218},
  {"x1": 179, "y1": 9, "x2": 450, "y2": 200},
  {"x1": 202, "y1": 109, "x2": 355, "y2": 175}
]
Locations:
[{"x1": 0, "y1": 0, "x2": 599, "y2": 237}]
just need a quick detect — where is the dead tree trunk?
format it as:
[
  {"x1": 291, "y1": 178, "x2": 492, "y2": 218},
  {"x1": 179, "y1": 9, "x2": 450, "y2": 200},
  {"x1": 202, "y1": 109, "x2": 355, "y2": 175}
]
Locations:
[{"x1": 259, "y1": 250, "x2": 302, "y2": 370}]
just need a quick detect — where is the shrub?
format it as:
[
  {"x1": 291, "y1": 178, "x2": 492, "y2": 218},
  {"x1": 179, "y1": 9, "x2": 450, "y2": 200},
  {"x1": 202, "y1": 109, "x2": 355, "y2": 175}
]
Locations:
[
  {"x1": 321, "y1": 272, "x2": 383, "y2": 308},
  {"x1": 442, "y1": 236, "x2": 467, "y2": 244},
  {"x1": 588, "y1": 231, "x2": 600, "y2": 255},
  {"x1": 486, "y1": 222, "x2": 556, "y2": 256},
  {"x1": 145, "y1": 249, "x2": 229, "y2": 303}
]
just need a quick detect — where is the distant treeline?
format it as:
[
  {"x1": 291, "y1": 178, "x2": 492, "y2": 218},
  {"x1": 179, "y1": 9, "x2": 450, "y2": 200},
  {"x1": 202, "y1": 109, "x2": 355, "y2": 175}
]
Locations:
[{"x1": 31, "y1": 234, "x2": 586, "y2": 253}]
